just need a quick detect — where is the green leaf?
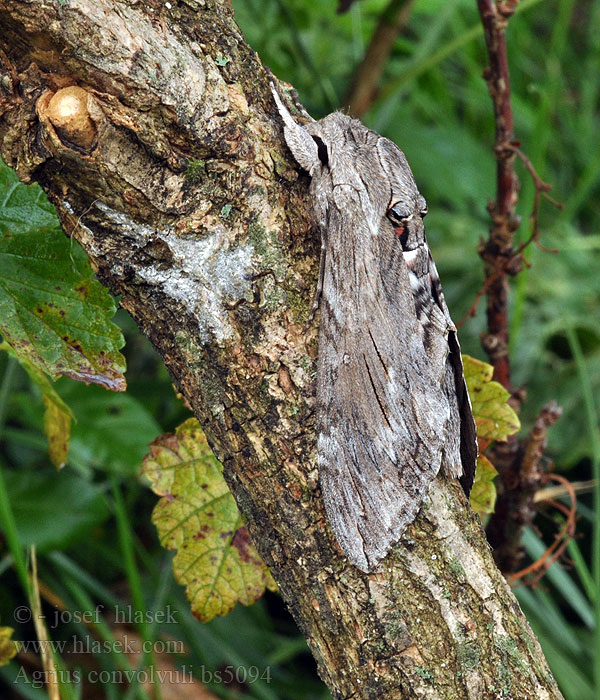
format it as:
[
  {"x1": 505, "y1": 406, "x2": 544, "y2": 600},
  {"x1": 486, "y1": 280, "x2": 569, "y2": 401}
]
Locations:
[
  {"x1": 0, "y1": 625, "x2": 18, "y2": 667},
  {"x1": 469, "y1": 455, "x2": 498, "y2": 517},
  {"x1": 59, "y1": 381, "x2": 160, "y2": 475},
  {"x1": 463, "y1": 354, "x2": 521, "y2": 442},
  {"x1": 142, "y1": 418, "x2": 276, "y2": 622},
  {"x1": 0, "y1": 159, "x2": 126, "y2": 391},
  {"x1": 3, "y1": 469, "x2": 109, "y2": 552}
]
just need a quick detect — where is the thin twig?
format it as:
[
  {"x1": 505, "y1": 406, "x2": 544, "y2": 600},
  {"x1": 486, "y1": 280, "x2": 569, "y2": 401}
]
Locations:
[
  {"x1": 475, "y1": 3, "x2": 562, "y2": 385},
  {"x1": 475, "y1": 0, "x2": 566, "y2": 576},
  {"x1": 343, "y1": 0, "x2": 416, "y2": 117},
  {"x1": 458, "y1": 141, "x2": 562, "y2": 327},
  {"x1": 476, "y1": 0, "x2": 520, "y2": 392},
  {"x1": 509, "y1": 144, "x2": 562, "y2": 248},
  {"x1": 458, "y1": 222, "x2": 557, "y2": 328},
  {"x1": 520, "y1": 401, "x2": 563, "y2": 483},
  {"x1": 488, "y1": 400, "x2": 563, "y2": 572},
  {"x1": 507, "y1": 474, "x2": 577, "y2": 586},
  {"x1": 534, "y1": 479, "x2": 597, "y2": 502}
]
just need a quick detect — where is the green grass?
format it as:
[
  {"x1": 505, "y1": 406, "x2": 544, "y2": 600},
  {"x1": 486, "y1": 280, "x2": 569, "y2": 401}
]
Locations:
[
  {"x1": 567, "y1": 326, "x2": 600, "y2": 692},
  {"x1": 0, "y1": 359, "x2": 31, "y2": 598}
]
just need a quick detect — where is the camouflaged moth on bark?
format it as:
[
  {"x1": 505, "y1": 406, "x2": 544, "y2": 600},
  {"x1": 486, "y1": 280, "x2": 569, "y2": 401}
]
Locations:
[{"x1": 271, "y1": 85, "x2": 478, "y2": 573}]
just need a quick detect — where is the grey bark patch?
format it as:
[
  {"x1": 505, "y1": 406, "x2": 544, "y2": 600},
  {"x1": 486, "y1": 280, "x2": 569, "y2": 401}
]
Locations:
[{"x1": 96, "y1": 203, "x2": 254, "y2": 342}]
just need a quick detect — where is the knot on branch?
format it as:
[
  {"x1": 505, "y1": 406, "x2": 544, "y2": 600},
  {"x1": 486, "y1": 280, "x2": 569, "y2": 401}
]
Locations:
[
  {"x1": 480, "y1": 235, "x2": 521, "y2": 270},
  {"x1": 497, "y1": 1, "x2": 519, "y2": 21},
  {"x1": 494, "y1": 140, "x2": 519, "y2": 162},
  {"x1": 521, "y1": 400, "x2": 563, "y2": 486},
  {"x1": 480, "y1": 332, "x2": 508, "y2": 361},
  {"x1": 37, "y1": 86, "x2": 99, "y2": 152}
]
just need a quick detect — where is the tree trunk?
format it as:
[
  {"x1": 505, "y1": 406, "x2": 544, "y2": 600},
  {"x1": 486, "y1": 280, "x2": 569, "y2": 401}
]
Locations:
[{"x1": 0, "y1": 1, "x2": 564, "y2": 698}]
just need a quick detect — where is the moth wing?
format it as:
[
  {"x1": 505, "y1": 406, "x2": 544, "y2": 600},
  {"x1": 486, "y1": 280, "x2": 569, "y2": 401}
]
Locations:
[
  {"x1": 317, "y1": 207, "x2": 453, "y2": 572},
  {"x1": 379, "y1": 132, "x2": 478, "y2": 491},
  {"x1": 449, "y1": 332, "x2": 478, "y2": 493},
  {"x1": 428, "y1": 255, "x2": 478, "y2": 492}
]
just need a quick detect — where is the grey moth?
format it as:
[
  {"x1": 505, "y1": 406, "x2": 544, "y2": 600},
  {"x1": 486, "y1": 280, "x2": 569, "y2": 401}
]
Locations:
[{"x1": 271, "y1": 85, "x2": 477, "y2": 572}]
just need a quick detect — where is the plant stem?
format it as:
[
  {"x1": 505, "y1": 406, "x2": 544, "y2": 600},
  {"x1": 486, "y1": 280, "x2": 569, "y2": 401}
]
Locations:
[
  {"x1": 0, "y1": 358, "x2": 30, "y2": 597},
  {"x1": 476, "y1": 0, "x2": 520, "y2": 391},
  {"x1": 343, "y1": 0, "x2": 416, "y2": 117}
]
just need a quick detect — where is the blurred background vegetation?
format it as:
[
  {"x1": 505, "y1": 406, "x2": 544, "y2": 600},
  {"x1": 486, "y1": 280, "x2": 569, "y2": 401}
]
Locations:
[{"x1": 0, "y1": 0, "x2": 599, "y2": 698}]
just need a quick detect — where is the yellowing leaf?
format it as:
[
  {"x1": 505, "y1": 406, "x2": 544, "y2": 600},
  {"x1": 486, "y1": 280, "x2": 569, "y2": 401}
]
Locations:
[
  {"x1": 463, "y1": 354, "x2": 520, "y2": 442},
  {"x1": 1, "y1": 342, "x2": 73, "y2": 468},
  {"x1": 142, "y1": 418, "x2": 275, "y2": 622},
  {"x1": 0, "y1": 625, "x2": 18, "y2": 667},
  {"x1": 470, "y1": 455, "x2": 498, "y2": 517},
  {"x1": 43, "y1": 394, "x2": 71, "y2": 469}
]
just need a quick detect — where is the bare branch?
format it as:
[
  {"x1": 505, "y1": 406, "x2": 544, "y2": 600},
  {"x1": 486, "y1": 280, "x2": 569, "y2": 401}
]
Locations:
[{"x1": 344, "y1": 0, "x2": 416, "y2": 117}]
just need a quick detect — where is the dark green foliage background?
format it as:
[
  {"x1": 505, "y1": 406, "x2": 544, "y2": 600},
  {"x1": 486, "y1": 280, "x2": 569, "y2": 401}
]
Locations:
[{"x1": 0, "y1": 0, "x2": 599, "y2": 698}]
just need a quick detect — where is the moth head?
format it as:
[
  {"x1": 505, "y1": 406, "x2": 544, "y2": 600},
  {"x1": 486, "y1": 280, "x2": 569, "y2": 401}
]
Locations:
[{"x1": 386, "y1": 195, "x2": 428, "y2": 249}]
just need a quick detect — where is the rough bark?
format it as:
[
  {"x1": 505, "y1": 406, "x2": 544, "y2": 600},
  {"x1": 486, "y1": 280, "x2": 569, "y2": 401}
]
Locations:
[{"x1": 0, "y1": 1, "x2": 564, "y2": 698}]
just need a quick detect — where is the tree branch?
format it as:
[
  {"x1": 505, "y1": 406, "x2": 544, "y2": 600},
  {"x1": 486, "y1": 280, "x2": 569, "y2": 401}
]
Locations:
[
  {"x1": 476, "y1": 0, "x2": 521, "y2": 393},
  {"x1": 0, "y1": 1, "x2": 563, "y2": 697},
  {"x1": 476, "y1": 0, "x2": 564, "y2": 573},
  {"x1": 343, "y1": 0, "x2": 416, "y2": 118}
]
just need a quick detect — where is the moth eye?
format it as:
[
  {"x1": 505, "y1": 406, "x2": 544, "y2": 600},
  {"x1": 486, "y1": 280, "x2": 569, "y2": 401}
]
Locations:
[
  {"x1": 386, "y1": 203, "x2": 412, "y2": 248},
  {"x1": 419, "y1": 207, "x2": 428, "y2": 219},
  {"x1": 311, "y1": 135, "x2": 329, "y2": 166},
  {"x1": 386, "y1": 203, "x2": 410, "y2": 227}
]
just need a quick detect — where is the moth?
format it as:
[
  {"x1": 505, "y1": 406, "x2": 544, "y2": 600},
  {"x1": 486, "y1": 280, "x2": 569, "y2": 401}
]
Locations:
[{"x1": 271, "y1": 85, "x2": 478, "y2": 572}]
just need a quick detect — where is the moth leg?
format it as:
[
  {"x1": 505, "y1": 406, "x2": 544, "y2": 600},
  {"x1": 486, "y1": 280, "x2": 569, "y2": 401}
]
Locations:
[{"x1": 305, "y1": 236, "x2": 327, "y2": 331}]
